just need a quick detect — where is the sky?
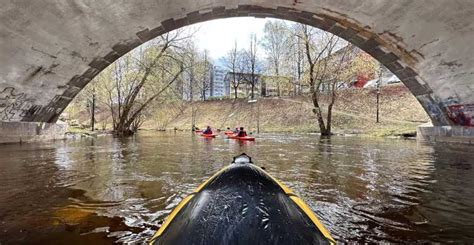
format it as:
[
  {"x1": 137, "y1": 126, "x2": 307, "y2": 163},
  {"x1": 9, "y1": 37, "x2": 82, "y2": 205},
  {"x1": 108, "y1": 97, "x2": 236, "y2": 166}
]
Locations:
[{"x1": 190, "y1": 17, "x2": 270, "y2": 61}]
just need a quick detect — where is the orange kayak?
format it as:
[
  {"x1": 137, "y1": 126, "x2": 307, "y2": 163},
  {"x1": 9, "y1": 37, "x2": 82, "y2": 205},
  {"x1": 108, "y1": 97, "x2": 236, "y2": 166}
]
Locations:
[
  {"x1": 201, "y1": 134, "x2": 217, "y2": 138},
  {"x1": 227, "y1": 135, "x2": 255, "y2": 141}
]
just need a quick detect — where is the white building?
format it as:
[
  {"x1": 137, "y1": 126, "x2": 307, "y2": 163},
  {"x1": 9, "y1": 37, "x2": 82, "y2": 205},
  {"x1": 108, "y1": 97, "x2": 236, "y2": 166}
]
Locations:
[{"x1": 211, "y1": 66, "x2": 227, "y2": 97}]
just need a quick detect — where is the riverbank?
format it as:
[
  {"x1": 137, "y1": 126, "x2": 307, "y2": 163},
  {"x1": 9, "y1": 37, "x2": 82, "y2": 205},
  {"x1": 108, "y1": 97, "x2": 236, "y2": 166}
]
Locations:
[{"x1": 142, "y1": 84, "x2": 430, "y2": 137}]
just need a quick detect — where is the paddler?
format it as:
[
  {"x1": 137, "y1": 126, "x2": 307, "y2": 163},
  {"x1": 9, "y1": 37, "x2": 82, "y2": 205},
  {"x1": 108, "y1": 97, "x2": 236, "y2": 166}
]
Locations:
[
  {"x1": 237, "y1": 127, "x2": 247, "y2": 137},
  {"x1": 233, "y1": 127, "x2": 239, "y2": 134},
  {"x1": 202, "y1": 126, "x2": 213, "y2": 135}
]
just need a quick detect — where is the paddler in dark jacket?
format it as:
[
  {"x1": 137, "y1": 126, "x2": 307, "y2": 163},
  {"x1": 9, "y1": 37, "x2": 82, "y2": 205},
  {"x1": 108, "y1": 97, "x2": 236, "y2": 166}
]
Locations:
[
  {"x1": 237, "y1": 127, "x2": 247, "y2": 137},
  {"x1": 203, "y1": 126, "x2": 213, "y2": 135}
]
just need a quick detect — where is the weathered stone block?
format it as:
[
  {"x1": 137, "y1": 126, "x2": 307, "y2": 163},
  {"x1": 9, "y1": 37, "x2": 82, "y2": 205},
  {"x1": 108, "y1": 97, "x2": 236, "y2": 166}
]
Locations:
[
  {"x1": 112, "y1": 43, "x2": 133, "y2": 56},
  {"x1": 136, "y1": 28, "x2": 155, "y2": 42},
  {"x1": 0, "y1": 121, "x2": 67, "y2": 144},
  {"x1": 397, "y1": 67, "x2": 418, "y2": 80},
  {"x1": 338, "y1": 27, "x2": 358, "y2": 40},
  {"x1": 385, "y1": 61, "x2": 404, "y2": 73},
  {"x1": 104, "y1": 50, "x2": 121, "y2": 63},
  {"x1": 328, "y1": 24, "x2": 345, "y2": 36},
  {"x1": 186, "y1": 11, "x2": 202, "y2": 22},
  {"x1": 82, "y1": 68, "x2": 100, "y2": 79},
  {"x1": 318, "y1": 18, "x2": 336, "y2": 31},
  {"x1": 349, "y1": 34, "x2": 367, "y2": 46},
  {"x1": 359, "y1": 38, "x2": 379, "y2": 51},
  {"x1": 149, "y1": 26, "x2": 165, "y2": 37},
  {"x1": 68, "y1": 75, "x2": 91, "y2": 88},
  {"x1": 366, "y1": 47, "x2": 387, "y2": 59},
  {"x1": 89, "y1": 58, "x2": 110, "y2": 70},
  {"x1": 161, "y1": 19, "x2": 177, "y2": 31},
  {"x1": 174, "y1": 18, "x2": 189, "y2": 28},
  {"x1": 211, "y1": 6, "x2": 225, "y2": 14},
  {"x1": 379, "y1": 52, "x2": 399, "y2": 64},
  {"x1": 61, "y1": 86, "x2": 81, "y2": 99}
]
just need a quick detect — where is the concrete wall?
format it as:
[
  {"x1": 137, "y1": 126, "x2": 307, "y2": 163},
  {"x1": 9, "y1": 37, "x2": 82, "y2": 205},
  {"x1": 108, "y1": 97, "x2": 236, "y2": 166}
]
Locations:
[
  {"x1": 0, "y1": 122, "x2": 67, "y2": 144},
  {"x1": 417, "y1": 125, "x2": 474, "y2": 145},
  {"x1": 0, "y1": 0, "x2": 473, "y2": 129}
]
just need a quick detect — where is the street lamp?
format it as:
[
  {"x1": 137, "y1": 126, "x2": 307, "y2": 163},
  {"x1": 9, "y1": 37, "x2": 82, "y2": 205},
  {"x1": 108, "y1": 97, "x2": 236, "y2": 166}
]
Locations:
[
  {"x1": 376, "y1": 68, "x2": 383, "y2": 123},
  {"x1": 376, "y1": 80, "x2": 380, "y2": 123},
  {"x1": 90, "y1": 88, "x2": 96, "y2": 131},
  {"x1": 248, "y1": 99, "x2": 259, "y2": 134}
]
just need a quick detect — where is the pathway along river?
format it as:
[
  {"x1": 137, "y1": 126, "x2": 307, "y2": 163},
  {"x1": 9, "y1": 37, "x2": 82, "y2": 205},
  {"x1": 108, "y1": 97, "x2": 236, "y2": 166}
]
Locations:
[{"x1": 0, "y1": 132, "x2": 473, "y2": 243}]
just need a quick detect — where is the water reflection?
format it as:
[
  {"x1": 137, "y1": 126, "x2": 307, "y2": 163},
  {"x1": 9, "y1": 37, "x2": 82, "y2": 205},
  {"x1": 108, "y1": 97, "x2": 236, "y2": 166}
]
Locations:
[{"x1": 0, "y1": 132, "x2": 473, "y2": 243}]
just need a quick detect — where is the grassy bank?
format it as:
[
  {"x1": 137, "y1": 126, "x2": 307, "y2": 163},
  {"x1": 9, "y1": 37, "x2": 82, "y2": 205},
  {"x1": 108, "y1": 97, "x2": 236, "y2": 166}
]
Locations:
[{"x1": 142, "y1": 84, "x2": 430, "y2": 137}]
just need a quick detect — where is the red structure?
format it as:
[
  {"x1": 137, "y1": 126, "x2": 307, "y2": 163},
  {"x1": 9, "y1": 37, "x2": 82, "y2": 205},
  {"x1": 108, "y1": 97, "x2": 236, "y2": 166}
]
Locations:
[{"x1": 352, "y1": 75, "x2": 370, "y2": 88}]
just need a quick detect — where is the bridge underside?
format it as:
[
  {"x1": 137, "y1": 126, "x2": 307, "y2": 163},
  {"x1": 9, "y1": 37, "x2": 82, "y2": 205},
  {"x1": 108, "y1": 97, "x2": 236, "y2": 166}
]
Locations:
[{"x1": 1, "y1": 0, "x2": 473, "y2": 142}]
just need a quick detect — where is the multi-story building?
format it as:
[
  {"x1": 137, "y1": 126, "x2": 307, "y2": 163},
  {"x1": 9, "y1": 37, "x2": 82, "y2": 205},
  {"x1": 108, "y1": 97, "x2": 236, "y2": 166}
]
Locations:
[
  {"x1": 210, "y1": 66, "x2": 227, "y2": 98},
  {"x1": 223, "y1": 72, "x2": 261, "y2": 98}
]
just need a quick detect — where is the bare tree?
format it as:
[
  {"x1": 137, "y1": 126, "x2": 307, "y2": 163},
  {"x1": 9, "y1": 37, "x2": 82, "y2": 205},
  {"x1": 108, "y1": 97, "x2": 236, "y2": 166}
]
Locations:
[
  {"x1": 244, "y1": 33, "x2": 261, "y2": 99},
  {"x1": 297, "y1": 24, "x2": 355, "y2": 136},
  {"x1": 262, "y1": 20, "x2": 289, "y2": 97},
  {"x1": 286, "y1": 25, "x2": 306, "y2": 95},
  {"x1": 92, "y1": 30, "x2": 191, "y2": 136},
  {"x1": 223, "y1": 41, "x2": 244, "y2": 100},
  {"x1": 199, "y1": 50, "x2": 212, "y2": 101},
  {"x1": 183, "y1": 42, "x2": 198, "y2": 101}
]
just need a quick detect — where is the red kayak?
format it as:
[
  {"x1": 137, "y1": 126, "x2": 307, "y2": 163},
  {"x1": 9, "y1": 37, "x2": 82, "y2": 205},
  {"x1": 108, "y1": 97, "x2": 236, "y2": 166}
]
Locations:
[
  {"x1": 201, "y1": 133, "x2": 217, "y2": 138},
  {"x1": 227, "y1": 135, "x2": 255, "y2": 141},
  {"x1": 224, "y1": 131, "x2": 235, "y2": 135}
]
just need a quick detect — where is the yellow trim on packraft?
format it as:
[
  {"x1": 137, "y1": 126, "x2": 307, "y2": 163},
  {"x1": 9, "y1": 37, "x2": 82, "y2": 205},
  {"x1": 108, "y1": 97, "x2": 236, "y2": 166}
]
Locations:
[
  {"x1": 194, "y1": 165, "x2": 230, "y2": 192},
  {"x1": 258, "y1": 168, "x2": 294, "y2": 195},
  {"x1": 259, "y1": 168, "x2": 335, "y2": 243},
  {"x1": 150, "y1": 166, "x2": 230, "y2": 243},
  {"x1": 290, "y1": 196, "x2": 336, "y2": 244},
  {"x1": 149, "y1": 194, "x2": 194, "y2": 242}
]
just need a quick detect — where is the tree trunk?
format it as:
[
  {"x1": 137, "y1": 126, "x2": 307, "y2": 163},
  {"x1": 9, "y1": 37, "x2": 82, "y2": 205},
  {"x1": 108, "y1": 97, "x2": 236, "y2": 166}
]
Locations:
[
  {"x1": 189, "y1": 76, "x2": 193, "y2": 101},
  {"x1": 251, "y1": 84, "x2": 255, "y2": 99},
  {"x1": 311, "y1": 89, "x2": 328, "y2": 135},
  {"x1": 325, "y1": 103, "x2": 333, "y2": 136},
  {"x1": 234, "y1": 86, "x2": 238, "y2": 99},
  {"x1": 275, "y1": 66, "x2": 280, "y2": 97}
]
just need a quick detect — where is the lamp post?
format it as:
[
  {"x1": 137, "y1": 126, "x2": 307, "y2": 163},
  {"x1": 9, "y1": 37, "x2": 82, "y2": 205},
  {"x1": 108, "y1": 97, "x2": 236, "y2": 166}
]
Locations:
[
  {"x1": 248, "y1": 99, "x2": 259, "y2": 134},
  {"x1": 91, "y1": 88, "x2": 96, "y2": 131},
  {"x1": 376, "y1": 80, "x2": 380, "y2": 123},
  {"x1": 376, "y1": 68, "x2": 383, "y2": 123}
]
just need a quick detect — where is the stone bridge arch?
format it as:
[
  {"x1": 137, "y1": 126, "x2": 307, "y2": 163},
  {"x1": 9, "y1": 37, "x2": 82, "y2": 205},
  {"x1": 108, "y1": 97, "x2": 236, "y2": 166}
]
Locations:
[{"x1": 1, "y1": 1, "x2": 473, "y2": 142}]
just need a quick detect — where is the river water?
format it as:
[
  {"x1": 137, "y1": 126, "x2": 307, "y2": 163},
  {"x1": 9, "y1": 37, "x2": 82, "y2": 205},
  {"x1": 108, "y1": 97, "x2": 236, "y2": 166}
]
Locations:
[{"x1": 0, "y1": 132, "x2": 473, "y2": 243}]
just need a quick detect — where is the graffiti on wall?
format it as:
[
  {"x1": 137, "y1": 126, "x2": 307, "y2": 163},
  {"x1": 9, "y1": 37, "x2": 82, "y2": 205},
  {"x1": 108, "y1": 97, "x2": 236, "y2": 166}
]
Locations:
[
  {"x1": 0, "y1": 87, "x2": 32, "y2": 121},
  {"x1": 440, "y1": 97, "x2": 474, "y2": 127},
  {"x1": 417, "y1": 94, "x2": 448, "y2": 125}
]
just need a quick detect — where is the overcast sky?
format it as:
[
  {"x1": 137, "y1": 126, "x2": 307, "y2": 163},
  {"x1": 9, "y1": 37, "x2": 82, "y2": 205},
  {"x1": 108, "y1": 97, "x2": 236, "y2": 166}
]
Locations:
[{"x1": 190, "y1": 17, "x2": 270, "y2": 61}]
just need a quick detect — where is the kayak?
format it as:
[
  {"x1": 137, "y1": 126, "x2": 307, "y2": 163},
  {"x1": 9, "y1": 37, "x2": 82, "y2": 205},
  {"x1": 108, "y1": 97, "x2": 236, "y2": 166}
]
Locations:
[
  {"x1": 227, "y1": 135, "x2": 255, "y2": 141},
  {"x1": 200, "y1": 133, "x2": 217, "y2": 138},
  {"x1": 149, "y1": 154, "x2": 335, "y2": 245},
  {"x1": 224, "y1": 131, "x2": 235, "y2": 135}
]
